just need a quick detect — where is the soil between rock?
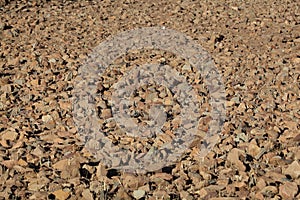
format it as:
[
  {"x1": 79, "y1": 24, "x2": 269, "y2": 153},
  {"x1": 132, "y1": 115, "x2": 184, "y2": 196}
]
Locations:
[{"x1": 0, "y1": 0, "x2": 299, "y2": 199}]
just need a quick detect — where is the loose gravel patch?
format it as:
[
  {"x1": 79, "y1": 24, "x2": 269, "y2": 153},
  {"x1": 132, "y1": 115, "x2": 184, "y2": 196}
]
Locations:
[{"x1": 0, "y1": 0, "x2": 299, "y2": 199}]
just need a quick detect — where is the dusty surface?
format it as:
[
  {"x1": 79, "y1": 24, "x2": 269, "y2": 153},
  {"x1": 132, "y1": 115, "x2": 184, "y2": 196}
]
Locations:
[{"x1": 0, "y1": 0, "x2": 299, "y2": 199}]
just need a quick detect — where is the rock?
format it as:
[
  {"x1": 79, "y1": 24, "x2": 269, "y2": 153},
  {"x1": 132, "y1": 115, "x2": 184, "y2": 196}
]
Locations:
[
  {"x1": 247, "y1": 140, "x2": 261, "y2": 158},
  {"x1": 226, "y1": 100, "x2": 235, "y2": 107},
  {"x1": 82, "y1": 189, "x2": 93, "y2": 200},
  {"x1": 198, "y1": 188, "x2": 208, "y2": 198},
  {"x1": 96, "y1": 163, "x2": 107, "y2": 177},
  {"x1": 1, "y1": 129, "x2": 18, "y2": 141},
  {"x1": 283, "y1": 161, "x2": 300, "y2": 179},
  {"x1": 133, "y1": 190, "x2": 145, "y2": 199},
  {"x1": 164, "y1": 97, "x2": 173, "y2": 106},
  {"x1": 292, "y1": 57, "x2": 300, "y2": 63},
  {"x1": 41, "y1": 114, "x2": 56, "y2": 128},
  {"x1": 52, "y1": 190, "x2": 70, "y2": 200},
  {"x1": 256, "y1": 177, "x2": 266, "y2": 190},
  {"x1": 52, "y1": 159, "x2": 69, "y2": 171},
  {"x1": 28, "y1": 182, "x2": 43, "y2": 191},
  {"x1": 237, "y1": 102, "x2": 246, "y2": 113},
  {"x1": 152, "y1": 190, "x2": 169, "y2": 198},
  {"x1": 279, "y1": 182, "x2": 298, "y2": 199},
  {"x1": 48, "y1": 58, "x2": 56, "y2": 63},
  {"x1": 180, "y1": 191, "x2": 193, "y2": 200},
  {"x1": 254, "y1": 192, "x2": 264, "y2": 200},
  {"x1": 227, "y1": 148, "x2": 246, "y2": 171},
  {"x1": 261, "y1": 186, "x2": 278, "y2": 196},
  {"x1": 42, "y1": 114, "x2": 53, "y2": 123},
  {"x1": 101, "y1": 108, "x2": 112, "y2": 119},
  {"x1": 138, "y1": 184, "x2": 150, "y2": 192},
  {"x1": 115, "y1": 188, "x2": 131, "y2": 199},
  {"x1": 17, "y1": 159, "x2": 27, "y2": 166},
  {"x1": 31, "y1": 146, "x2": 44, "y2": 157},
  {"x1": 1, "y1": 160, "x2": 16, "y2": 169},
  {"x1": 151, "y1": 173, "x2": 173, "y2": 181},
  {"x1": 122, "y1": 174, "x2": 145, "y2": 189},
  {"x1": 182, "y1": 64, "x2": 192, "y2": 71}
]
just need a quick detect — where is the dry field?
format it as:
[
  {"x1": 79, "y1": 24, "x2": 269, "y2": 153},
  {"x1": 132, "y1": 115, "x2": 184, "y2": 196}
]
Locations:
[{"x1": 0, "y1": 0, "x2": 299, "y2": 199}]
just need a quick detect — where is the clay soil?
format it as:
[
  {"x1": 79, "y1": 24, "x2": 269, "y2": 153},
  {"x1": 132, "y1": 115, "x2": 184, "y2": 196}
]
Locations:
[{"x1": 0, "y1": 0, "x2": 299, "y2": 199}]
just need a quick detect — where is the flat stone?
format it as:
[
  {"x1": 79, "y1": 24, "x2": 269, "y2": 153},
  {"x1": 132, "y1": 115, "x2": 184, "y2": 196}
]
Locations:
[
  {"x1": 279, "y1": 182, "x2": 298, "y2": 199},
  {"x1": 133, "y1": 190, "x2": 145, "y2": 199},
  {"x1": 283, "y1": 161, "x2": 300, "y2": 179}
]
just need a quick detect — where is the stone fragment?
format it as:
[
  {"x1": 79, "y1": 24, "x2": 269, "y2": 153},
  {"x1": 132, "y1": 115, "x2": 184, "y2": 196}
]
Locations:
[
  {"x1": 227, "y1": 148, "x2": 246, "y2": 171},
  {"x1": 279, "y1": 182, "x2": 298, "y2": 199},
  {"x1": 261, "y1": 186, "x2": 278, "y2": 196},
  {"x1": 283, "y1": 161, "x2": 300, "y2": 179},
  {"x1": 133, "y1": 190, "x2": 145, "y2": 199},
  {"x1": 53, "y1": 159, "x2": 69, "y2": 171},
  {"x1": 82, "y1": 189, "x2": 93, "y2": 200},
  {"x1": 52, "y1": 190, "x2": 70, "y2": 200}
]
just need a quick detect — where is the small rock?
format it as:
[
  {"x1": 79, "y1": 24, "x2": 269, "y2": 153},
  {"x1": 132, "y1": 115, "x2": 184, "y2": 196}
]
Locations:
[
  {"x1": 65, "y1": 71, "x2": 73, "y2": 81},
  {"x1": 292, "y1": 57, "x2": 300, "y2": 63},
  {"x1": 180, "y1": 191, "x2": 193, "y2": 200},
  {"x1": 261, "y1": 186, "x2": 278, "y2": 196},
  {"x1": 96, "y1": 163, "x2": 107, "y2": 177},
  {"x1": 17, "y1": 159, "x2": 27, "y2": 166},
  {"x1": 115, "y1": 188, "x2": 131, "y2": 199},
  {"x1": 248, "y1": 141, "x2": 261, "y2": 158},
  {"x1": 1, "y1": 160, "x2": 16, "y2": 169},
  {"x1": 28, "y1": 182, "x2": 43, "y2": 191},
  {"x1": 283, "y1": 161, "x2": 300, "y2": 179},
  {"x1": 42, "y1": 115, "x2": 53, "y2": 123},
  {"x1": 256, "y1": 177, "x2": 266, "y2": 190},
  {"x1": 122, "y1": 174, "x2": 144, "y2": 189},
  {"x1": 231, "y1": 6, "x2": 239, "y2": 11},
  {"x1": 182, "y1": 64, "x2": 192, "y2": 71},
  {"x1": 31, "y1": 146, "x2": 44, "y2": 157},
  {"x1": 279, "y1": 182, "x2": 298, "y2": 199},
  {"x1": 0, "y1": 22, "x2": 5, "y2": 30},
  {"x1": 152, "y1": 190, "x2": 169, "y2": 198},
  {"x1": 235, "y1": 132, "x2": 248, "y2": 142},
  {"x1": 226, "y1": 100, "x2": 235, "y2": 107},
  {"x1": 48, "y1": 58, "x2": 56, "y2": 63},
  {"x1": 52, "y1": 159, "x2": 69, "y2": 171},
  {"x1": 151, "y1": 173, "x2": 173, "y2": 181},
  {"x1": 198, "y1": 188, "x2": 208, "y2": 198},
  {"x1": 14, "y1": 79, "x2": 24, "y2": 85},
  {"x1": 1, "y1": 129, "x2": 18, "y2": 141},
  {"x1": 231, "y1": 96, "x2": 240, "y2": 104},
  {"x1": 52, "y1": 190, "x2": 70, "y2": 200},
  {"x1": 254, "y1": 192, "x2": 265, "y2": 200},
  {"x1": 227, "y1": 148, "x2": 246, "y2": 171},
  {"x1": 89, "y1": 181, "x2": 101, "y2": 193},
  {"x1": 237, "y1": 102, "x2": 246, "y2": 113},
  {"x1": 138, "y1": 184, "x2": 150, "y2": 192},
  {"x1": 101, "y1": 108, "x2": 112, "y2": 119},
  {"x1": 164, "y1": 98, "x2": 173, "y2": 106},
  {"x1": 145, "y1": 92, "x2": 158, "y2": 102},
  {"x1": 133, "y1": 190, "x2": 145, "y2": 199},
  {"x1": 58, "y1": 101, "x2": 71, "y2": 110},
  {"x1": 82, "y1": 189, "x2": 93, "y2": 200}
]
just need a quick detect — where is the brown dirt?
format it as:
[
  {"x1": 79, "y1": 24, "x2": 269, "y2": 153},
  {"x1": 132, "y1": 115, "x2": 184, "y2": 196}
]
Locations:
[{"x1": 0, "y1": 0, "x2": 299, "y2": 199}]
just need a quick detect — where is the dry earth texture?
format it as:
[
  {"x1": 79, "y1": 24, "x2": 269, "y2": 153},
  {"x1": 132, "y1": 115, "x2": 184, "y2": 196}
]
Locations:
[{"x1": 0, "y1": 0, "x2": 299, "y2": 200}]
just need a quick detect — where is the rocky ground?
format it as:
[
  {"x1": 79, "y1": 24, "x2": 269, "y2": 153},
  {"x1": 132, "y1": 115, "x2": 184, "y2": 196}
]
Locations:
[{"x1": 0, "y1": 0, "x2": 299, "y2": 199}]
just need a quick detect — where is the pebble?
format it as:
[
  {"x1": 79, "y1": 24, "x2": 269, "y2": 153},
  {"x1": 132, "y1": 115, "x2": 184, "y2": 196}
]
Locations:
[
  {"x1": 133, "y1": 190, "x2": 146, "y2": 199},
  {"x1": 279, "y1": 182, "x2": 298, "y2": 199},
  {"x1": 283, "y1": 161, "x2": 300, "y2": 179}
]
